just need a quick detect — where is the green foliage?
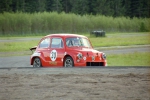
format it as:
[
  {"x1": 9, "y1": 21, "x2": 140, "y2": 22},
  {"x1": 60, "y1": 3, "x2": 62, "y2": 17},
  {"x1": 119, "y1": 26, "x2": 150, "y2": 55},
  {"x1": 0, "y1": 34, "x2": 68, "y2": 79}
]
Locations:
[
  {"x1": 140, "y1": 22, "x2": 147, "y2": 32},
  {"x1": 0, "y1": 12, "x2": 150, "y2": 35},
  {"x1": 0, "y1": 12, "x2": 31, "y2": 35}
]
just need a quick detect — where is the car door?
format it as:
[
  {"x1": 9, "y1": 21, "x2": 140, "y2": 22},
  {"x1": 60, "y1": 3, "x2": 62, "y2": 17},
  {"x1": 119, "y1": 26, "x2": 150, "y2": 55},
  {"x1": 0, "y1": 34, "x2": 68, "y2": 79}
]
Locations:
[
  {"x1": 49, "y1": 37, "x2": 65, "y2": 66},
  {"x1": 37, "y1": 37, "x2": 51, "y2": 66}
]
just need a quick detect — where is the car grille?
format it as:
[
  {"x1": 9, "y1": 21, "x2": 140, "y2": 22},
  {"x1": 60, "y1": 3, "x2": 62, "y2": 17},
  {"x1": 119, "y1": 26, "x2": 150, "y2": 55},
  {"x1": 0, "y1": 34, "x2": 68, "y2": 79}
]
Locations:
[{"x1": 86, "y1": 62, "x2": 104, "y2": 66}]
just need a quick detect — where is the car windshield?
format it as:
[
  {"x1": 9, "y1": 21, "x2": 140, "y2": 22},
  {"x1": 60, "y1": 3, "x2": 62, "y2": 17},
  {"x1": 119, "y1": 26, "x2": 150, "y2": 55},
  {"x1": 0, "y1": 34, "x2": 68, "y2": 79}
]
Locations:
[{"x1": 66, "y1": 37, "x2": 91, "y2": 48}]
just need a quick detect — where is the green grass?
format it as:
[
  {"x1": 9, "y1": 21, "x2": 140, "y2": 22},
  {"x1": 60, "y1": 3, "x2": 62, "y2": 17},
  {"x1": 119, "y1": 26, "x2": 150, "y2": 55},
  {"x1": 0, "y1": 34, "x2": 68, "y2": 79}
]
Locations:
[
  {"x1": 90, "y1": 34, "x2": 150, "y2": 47},
  {"x1": 0, "y1": 33, "x2": 149, "y2": 52},
  {"x1": 0, "y1": 40, "x2": 39, "y2": 52},
  {"x1": 107, "y1": 52, "x2": 150, "y2": 66}
]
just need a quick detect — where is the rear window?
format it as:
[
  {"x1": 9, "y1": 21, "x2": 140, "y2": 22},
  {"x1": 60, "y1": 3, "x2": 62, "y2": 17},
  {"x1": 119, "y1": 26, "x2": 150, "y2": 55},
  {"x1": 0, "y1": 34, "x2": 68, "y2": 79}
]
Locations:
[{"x1": 39, "y1": 38, "x2": 50, "y2": 48}]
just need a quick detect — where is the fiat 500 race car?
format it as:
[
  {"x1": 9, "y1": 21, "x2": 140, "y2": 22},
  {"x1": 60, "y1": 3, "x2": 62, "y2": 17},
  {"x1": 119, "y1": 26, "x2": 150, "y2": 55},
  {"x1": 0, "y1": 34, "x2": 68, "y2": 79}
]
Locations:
[{"x1": 30, "y1": 34, "x2": 107, "y2": 67}]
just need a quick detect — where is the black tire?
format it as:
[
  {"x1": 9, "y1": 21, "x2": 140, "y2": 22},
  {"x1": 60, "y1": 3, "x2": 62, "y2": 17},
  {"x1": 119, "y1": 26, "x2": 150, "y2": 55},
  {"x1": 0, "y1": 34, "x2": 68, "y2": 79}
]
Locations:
[
  {"x1": 64, "y1": 57, "x2": 74, "y2": 67},
  {"x1": 33, "y1": 57, "x2": 42, "y2": 67}
]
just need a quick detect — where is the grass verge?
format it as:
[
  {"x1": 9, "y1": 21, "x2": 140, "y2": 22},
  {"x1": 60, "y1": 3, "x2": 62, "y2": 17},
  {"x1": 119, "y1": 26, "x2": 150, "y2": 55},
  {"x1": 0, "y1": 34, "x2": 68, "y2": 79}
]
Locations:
[
  {"x1": 107, "y1": 52, "x2": 150, "y2": 66},
  {"x1": 90, "y1": 35, "x2": 150, "y2": 47},
  {"x1": 0, "y1": 40, "x2": 39, "y2": 52},
  {"x1": 0, "y1": 33, "x2": 150, "y2": 52}
]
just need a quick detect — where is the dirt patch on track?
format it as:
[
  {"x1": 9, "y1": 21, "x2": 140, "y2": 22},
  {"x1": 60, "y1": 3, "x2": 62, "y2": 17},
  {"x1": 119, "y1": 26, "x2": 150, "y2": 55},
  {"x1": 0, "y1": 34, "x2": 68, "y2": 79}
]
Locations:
[{"x1": 0, "y1": 69, "x2": 150, "y2": 100}]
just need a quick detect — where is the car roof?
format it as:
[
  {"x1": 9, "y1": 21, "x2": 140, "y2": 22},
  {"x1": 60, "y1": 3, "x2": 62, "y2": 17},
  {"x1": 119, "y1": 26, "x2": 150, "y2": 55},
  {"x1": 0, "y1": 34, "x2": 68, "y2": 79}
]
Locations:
[{"x1": 44, "y1": 33, "x2": 87, "y2": 38}]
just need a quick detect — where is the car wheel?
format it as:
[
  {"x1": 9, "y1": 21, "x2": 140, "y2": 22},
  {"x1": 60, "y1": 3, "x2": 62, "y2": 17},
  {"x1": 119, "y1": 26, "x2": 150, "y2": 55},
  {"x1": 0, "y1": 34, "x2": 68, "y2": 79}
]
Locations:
[
  {"x1": 64, "y1": 57, "x2": 74, "y2": 67},
  {"x1": 33, "y1": 57, "x2": 42, "y2": 67}
]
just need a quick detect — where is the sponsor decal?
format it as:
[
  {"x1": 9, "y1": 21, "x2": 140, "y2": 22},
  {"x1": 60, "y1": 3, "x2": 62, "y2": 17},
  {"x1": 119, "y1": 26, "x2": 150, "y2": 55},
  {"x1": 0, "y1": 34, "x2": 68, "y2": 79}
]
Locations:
[
  {"x1": 32, "y1": 52, "x2": 40, "y2": 56},
  {"x1": 49, "y1": 61, "x2": 57, "y2": 65}
]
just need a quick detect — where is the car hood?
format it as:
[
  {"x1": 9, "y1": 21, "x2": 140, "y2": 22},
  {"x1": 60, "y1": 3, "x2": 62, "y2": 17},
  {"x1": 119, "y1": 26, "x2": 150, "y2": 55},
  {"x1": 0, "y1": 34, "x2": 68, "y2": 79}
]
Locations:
[{"x1": 69, "y1": 47, "x2": 104, "y2": 55}]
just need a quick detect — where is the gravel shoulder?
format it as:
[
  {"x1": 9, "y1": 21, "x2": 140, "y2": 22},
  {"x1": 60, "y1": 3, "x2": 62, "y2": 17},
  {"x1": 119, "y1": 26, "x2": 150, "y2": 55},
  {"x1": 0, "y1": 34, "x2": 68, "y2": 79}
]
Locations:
[{"x1": 0, "y1": 68, "x2": 150, "y2": 100}]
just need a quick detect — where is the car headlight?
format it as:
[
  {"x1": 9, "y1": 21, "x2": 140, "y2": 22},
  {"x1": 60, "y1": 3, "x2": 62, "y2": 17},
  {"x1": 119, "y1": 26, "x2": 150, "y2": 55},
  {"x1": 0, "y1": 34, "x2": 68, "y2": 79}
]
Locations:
[
  {"x1": 77, "y1": 53, "x2": 82, "y2": 59},
  {"x1": 102, "y1": 53, "x2": 106, "y2": 60}
]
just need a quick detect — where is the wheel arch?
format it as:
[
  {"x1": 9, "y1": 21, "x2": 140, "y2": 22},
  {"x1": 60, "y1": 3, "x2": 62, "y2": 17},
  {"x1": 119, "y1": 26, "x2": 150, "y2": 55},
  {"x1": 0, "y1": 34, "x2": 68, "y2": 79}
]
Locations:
[
  {"x1": 31, "y1": 56, "x2": 42, "y2": 66},
  {"x1": 63, "y1": 54, "x2": 74, "y2": 66}
]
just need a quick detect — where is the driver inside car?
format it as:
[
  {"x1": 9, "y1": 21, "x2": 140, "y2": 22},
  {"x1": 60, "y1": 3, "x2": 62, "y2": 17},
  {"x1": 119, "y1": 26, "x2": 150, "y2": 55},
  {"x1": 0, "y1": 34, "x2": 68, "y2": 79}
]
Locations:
[{"x1": 73, "y1": 39, "x2": 79, "y2": 46}]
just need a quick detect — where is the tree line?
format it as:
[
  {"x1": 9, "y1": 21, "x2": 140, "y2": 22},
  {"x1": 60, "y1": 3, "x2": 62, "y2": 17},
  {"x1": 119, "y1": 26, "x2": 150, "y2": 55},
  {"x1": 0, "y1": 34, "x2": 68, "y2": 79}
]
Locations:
[{"x1": 0, "y1": 0, "x2": 149, "y2": 18}]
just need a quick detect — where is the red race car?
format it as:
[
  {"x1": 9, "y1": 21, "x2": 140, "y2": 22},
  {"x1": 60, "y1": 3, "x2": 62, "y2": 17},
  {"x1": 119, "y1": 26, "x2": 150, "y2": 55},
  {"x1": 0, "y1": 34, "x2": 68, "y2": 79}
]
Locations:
[{"x1": 30, "y1": 34, "x2": 107, "y2": 67}]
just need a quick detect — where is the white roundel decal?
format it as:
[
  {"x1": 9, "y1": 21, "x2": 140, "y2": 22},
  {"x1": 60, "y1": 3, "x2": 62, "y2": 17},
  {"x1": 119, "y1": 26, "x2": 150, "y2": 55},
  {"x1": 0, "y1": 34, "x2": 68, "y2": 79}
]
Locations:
[{"x1": 50, "y1": 50, "x2": 57, "y2": 61}]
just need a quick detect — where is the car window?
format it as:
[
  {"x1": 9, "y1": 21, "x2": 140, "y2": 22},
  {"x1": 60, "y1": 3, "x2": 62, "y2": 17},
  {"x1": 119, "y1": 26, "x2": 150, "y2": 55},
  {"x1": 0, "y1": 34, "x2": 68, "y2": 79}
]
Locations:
[
  {"x1": 39, "y1": 38, "x2": 50, "y2": 48},
  {"x1": 51, "y1": 38, "x2": 63, "y2": 48},
  {"x1": 66, "y1": 37, "x2": 91, "y2": 48}
]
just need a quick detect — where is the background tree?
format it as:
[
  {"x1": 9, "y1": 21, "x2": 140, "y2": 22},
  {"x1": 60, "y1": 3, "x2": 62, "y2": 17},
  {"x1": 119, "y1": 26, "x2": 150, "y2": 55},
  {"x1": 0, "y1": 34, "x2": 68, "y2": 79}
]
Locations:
[
  {"x1": 11, "y1": 0, "x2": 25, "y2": 12},
  {"x1": 0, "y1": 0, "x2": 12, "y2": 13},
  {"x1": 122, "y1": 0, "x2": 131, "y2": 17},
  {"x1": 37, "y1": 0, "x2": 46, "y2": 12},
  {"x1": 70, "y1": 0, "x2": 89, "y2": 15},
  {"x1": 92, "y1": 0, "x2": 114, "y2": 16},
  {"x1": 62, "y1": 0, "x2": 72, "y2": 13},
  {"x1": 111, "y1": 0, "x2": 125, "y2": 17},
  {"x1": 50, "y1": 0, "x2": 63, "y2": 13},
  {"x1": 0, "y1": 0, "x2": 149, "y2": 18}
]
